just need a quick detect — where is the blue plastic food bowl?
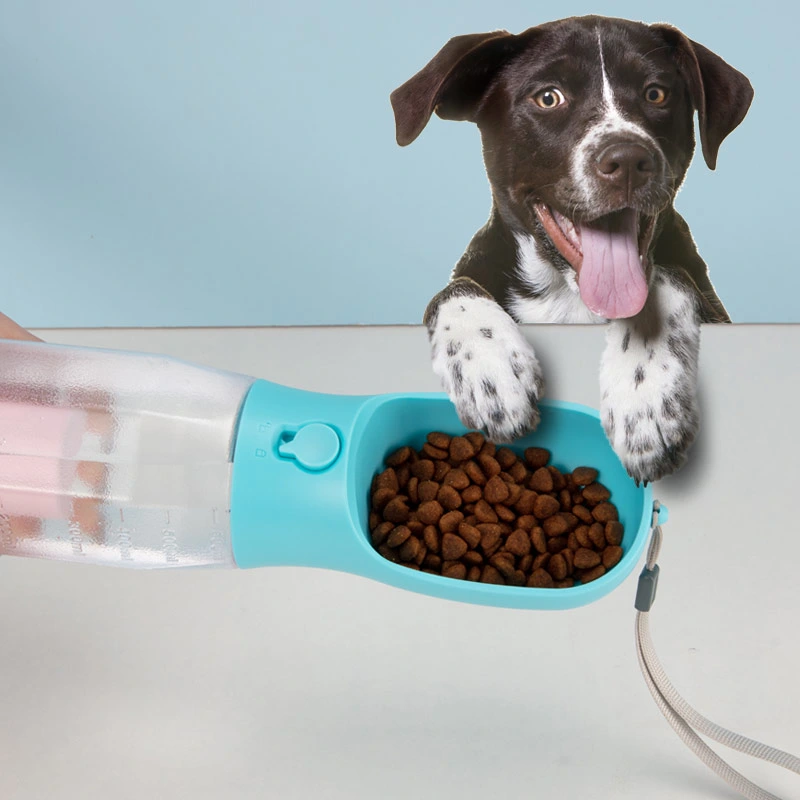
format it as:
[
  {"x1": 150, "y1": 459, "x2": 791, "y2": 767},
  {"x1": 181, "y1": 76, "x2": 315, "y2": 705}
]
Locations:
[{"x1": 231, "y1": 382, "x2": 660, "y2": 610}]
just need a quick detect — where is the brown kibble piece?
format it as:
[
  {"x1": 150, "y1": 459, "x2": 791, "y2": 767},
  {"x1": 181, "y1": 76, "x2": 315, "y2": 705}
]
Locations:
[
  {"x1": 399, "y1": 536, "x2": 422, "y2": 562},
  {"x1": 437, "y1": 485, "x2": 462, "y2": 510},
  {"x1": 573, "y1": 504, "x2": 594, "y2": 524},
  {"x1": 458, "y1": 523, "x2": 482, "y2": 550},
  {"x1": 514, "y1": 489, "x2": 537, "y2": 516},
  {"x1": 407, "y1": 476, "x2": 419, "y2": 504},
  {"x1": 529, "y1": 467, "x2": 554, "y2": 492},
  {"x1": 386, "y1": 446, "x2": 412, "y2": 467},
  {"x1": 474, "y1": 499, "x2": 499, "y2": 523},
  {"x1": 508, "y1": 570, "x2": 526, "y2": 586},
  {"x1": 418, "y1": 480, "x2": 440, "y2": 504},
  {"x1": 448, "y1": 436, "x2": 476, "y2": 462},
  {"x1": 433, "y1": 461, "x2": 450, "y2": 481},
  {"x1": 574, "y1": 548, "x2": 601, "y2": 569},
  {"x1": 427, "y1": 432, "x2": 451, "y2": 449},
  {"x1": 463, "y1": 550, "x2": 483, "y2": 566},
  {"x1": 517, "y1": 514, "x2": 536, "y2": 531},
  {"x1": 530, "y1": 527, "x2": 548, "y2": 554},
  {"x1": 519, "y1": 554, "x2": 533, "y2": 572},
  {"x1": 383, "y1": 497, "x2": 410, "y2": 524},
  {"x1": 410, "y1": 459, "x2": 435, "y2": 480},
  {"x1": 547, "y1": 536, "x2": 568, "y2": 554},
  {"x1": 478, "y1": 524, "x2": 503, "y2": 553},
  {"x1": 567, "y1": 531, "x2": 580, "y2": 551},
  {"x1": 423, "y1": 525, "x2": 440, "y2": 553},
  {"x1": 605, "y1": 521, "x2": 624, "y2": 546},
  {"x1": 422, "y1": 442, "x2": 449, "y2": 460},
  {"x1": 571, "y1": 466, "x2": 599, "y2": 486},
  {"x1": 444, "y1": 468, "x2": 470, "y2": 490},
  {"x1": 583, "y1": 482, "x2": 612, "y2": 505},
  {"x1": 464, "y1": 460, "x2": 487, "y2": 486},
  {"x1": 548, "y1": 466, "x2": 566, "y2": 490},
  {"x1": 461, "y1": 484, "x2": 483, "y2": 503},
  {"x1": 439, "y1": 511, "x2": 464, "y2": 533},
  {"x1": 395, "y1": 465, "x2": 411, "y2": 488},
  {"x1": 592, "y1": 502, "x2": 618, "y2": 522},
  {"x1": 375, "y1": 468, "x2": 399, "y2": 492},
  {"x1": 371, "y1": 486, "x2": 396, "y2": 510},
  {"x1": 467, "y1": 565, "x2": 482, "y2": 581},
  {"x1": 490, "y1": 553, "x2": 516, "y2": 578},
  {"x1": 423, "y1": 553, "x2": 442, "y2": 570},
  {"x1": 559, "y1": 489, "x2": 572, "y2": 509},
  {"x1": 603, "y1": 546, "x2": 623, "y2": 570},
  {"x1": 580, "y1": 564, "x2": 606, "y2": 583},
  {"x1": 524, "y1": 447, "x2": 550, "y2": 469},
  {"x1": 554, "y1": 579, "x2": 575, "y2": 588},
  {"x1": 560, "y1": 512, "x2": 579, "y2": 531},
  {"x1": 562, "y1": 548, "x2": 574, "y2": 575},
  {"x1": 443, "y1": 562, "x2": 467, "y2": 580},
  {"x1": 441, "y1": 533, "x2": 469, "y2": 561},
  {"x1": 371, "y1": 521, "x2": 394, "y2": 547},
  {"x1": 386, "y1": 525, "x2": 412, "y2": 548},
  {"x1": 478, "y1": 453, "x2": 502, "y2": 478},
  {"x1": 479, "y1": 441, "x2": 496, "y2": 457},
  {"x1": 505, "y1": 529, "x2": 531, "y2": 557},
  {"x1": 449, "y1": 436, "x2": 475, "y2": 461},
  {"x1": 589, "y1": 523, "x2": 607, "y2": 549},
  {"x1": 533, "y1": 494, "x2": 560, "y2": 519},
  {"x1": 509, "y1": 461, "x2": 528, "y2": 482},
  {"x1": 532, "y1": 552, "x2": 551, "y2": 571},
  {"x1": 549, "y1": 553, "x2": 568, "y2": 581},
  {"x1": 369, "y1": 511, "x2": 381, "y2": 531},
  {"x1": 484, "y1": 474, "x2": 510, "y2": 504},
  {"x1": 480, "y1": 565, "x2": 505, "y2": 585},
  {"x1": 495, "y1": 447, "x2": 517, "y2": 470},
  {"x1": 416, "y1": 500, "x2": 444, "y2": 525},
  {"x1": 527, "y1": 568, "x2": 554, "y2": 588},
  {"x1": 494, "y1": 504, "x2": 515, "y2": 523},
  {"x1": 464, "y1": 431, "x2": 485, "y2": 450},
  {"x1": 543, "y1": 514, "x2": 570, "y2": 537},
  {"x1": 505, "y1": 483, "x2": 523, "y2": 505},
  {"x1": 575, "y1": 525, "x2": 593, "y2": 549}
]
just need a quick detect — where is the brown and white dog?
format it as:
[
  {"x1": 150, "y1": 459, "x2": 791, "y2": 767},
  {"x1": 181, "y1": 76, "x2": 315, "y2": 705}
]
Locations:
[{"x1": 390, "y1": 15, "x2": 753, "y2": 484}]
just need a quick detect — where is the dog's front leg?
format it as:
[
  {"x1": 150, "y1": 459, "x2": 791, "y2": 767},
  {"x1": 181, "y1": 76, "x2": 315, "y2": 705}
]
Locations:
[
  {"x1": 424, "y1": 277, "x2": 545, "y2": 443},
  {"x1": 599, "y1": 270, "x2": 701, "y2": 484}
]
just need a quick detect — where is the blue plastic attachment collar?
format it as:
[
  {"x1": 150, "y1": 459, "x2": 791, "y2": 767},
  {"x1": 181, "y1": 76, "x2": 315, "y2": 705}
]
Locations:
[{"x1": 229, "y1": 379, "x2": 374, "y2": 572}]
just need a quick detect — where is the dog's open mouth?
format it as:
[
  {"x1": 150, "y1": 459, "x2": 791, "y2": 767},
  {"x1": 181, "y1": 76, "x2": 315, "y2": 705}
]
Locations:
[{"x1": 534, "y1": 204, "x2": 656, "y2": 319}]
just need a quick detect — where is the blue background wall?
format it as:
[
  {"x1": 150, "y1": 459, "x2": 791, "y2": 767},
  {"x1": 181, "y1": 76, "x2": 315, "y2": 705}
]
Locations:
[{"x1": 0, "y1": 0, "x2": 792, "y2": 326}]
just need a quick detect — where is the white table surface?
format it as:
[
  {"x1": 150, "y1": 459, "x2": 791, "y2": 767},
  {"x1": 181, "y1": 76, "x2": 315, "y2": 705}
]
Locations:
[{"x1": 1, "y1": 324, "x2": 798, "y2": 800}]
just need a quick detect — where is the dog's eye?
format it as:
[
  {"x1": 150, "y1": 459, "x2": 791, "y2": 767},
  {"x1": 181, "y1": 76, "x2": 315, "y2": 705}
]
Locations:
[
  {"x1": 532, "y1": 88, "x2": 566, "y2": 109},
  {"x1": 644, "y1": 85, "x2": 668, "y2": 105}
]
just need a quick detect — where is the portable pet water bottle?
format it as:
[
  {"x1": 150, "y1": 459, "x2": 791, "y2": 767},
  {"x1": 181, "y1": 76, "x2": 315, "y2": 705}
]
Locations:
[{"x1": 0, "y1": 337, "x2": 657, "y2": 609}]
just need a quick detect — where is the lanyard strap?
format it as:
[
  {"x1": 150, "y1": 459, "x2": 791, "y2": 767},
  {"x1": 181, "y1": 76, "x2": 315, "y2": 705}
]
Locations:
[{"x1": 635, "y1": 502, "x2": 800, "y2": 799}]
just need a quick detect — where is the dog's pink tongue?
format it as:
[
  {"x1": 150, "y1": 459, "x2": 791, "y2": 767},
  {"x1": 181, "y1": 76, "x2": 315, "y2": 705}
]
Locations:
[{"x1": 577, "y1": 209, "x2": 648, "y2": 319}]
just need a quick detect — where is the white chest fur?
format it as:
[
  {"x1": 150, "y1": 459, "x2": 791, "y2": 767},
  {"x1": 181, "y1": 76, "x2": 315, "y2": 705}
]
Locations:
[{"x1": 508, "y1": 233, "x2": 606, "y2": 324}]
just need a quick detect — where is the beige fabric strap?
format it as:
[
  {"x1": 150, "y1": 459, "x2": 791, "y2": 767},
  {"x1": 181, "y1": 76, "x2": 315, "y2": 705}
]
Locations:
[{"x1": 636, "y1": 506, "x2": 800, "y2": 800}]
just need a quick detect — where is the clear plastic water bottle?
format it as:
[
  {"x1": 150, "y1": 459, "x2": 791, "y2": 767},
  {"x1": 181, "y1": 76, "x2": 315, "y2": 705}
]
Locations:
[{"x1": 0, "y1": 339, "x2": 255, "y2": 568}]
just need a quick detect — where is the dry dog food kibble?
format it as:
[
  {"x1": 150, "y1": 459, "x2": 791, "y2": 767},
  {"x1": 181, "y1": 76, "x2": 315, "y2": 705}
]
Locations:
[{"x1": 368, "y1": 431, "x2": 625, "y2": 588}]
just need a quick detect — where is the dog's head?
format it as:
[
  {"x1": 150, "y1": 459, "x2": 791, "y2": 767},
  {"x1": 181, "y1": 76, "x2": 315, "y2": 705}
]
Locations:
[{"x1": 390, "y1": 16, "x2": 753, "y2": 319}]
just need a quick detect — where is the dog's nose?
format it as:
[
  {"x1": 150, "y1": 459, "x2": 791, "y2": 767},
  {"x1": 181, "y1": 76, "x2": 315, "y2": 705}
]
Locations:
[{"x1": 595, "y1": 142, "x2": 656, "y2": 190}]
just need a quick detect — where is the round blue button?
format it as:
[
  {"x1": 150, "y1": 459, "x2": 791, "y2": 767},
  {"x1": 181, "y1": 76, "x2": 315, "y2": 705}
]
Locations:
[{"x1": 277, "y1": 423, "x2": 341, "y2": 471}]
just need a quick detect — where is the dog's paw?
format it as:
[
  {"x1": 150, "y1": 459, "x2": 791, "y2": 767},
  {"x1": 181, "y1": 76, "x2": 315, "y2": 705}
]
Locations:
[
  {"x1": 428, "y1": 293, "x2": 544, "y2": 442},
  {"x1": 600, "y1": 319, "x2": 700, "y2": 484}
]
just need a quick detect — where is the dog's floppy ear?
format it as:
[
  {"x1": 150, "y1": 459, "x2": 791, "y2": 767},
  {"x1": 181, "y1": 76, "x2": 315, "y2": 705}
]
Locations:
[
  {"x1": 652, "y1": 24, "x2": 754, "y2": 170},
  {"x1": 390, "y1": 30, "x2": 530, "y2": 146}
]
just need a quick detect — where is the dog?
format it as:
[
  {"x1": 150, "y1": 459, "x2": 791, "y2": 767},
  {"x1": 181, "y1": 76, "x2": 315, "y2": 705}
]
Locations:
[{"x1": 390, "y1": 15, "x2": 753, "y2": 484}]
